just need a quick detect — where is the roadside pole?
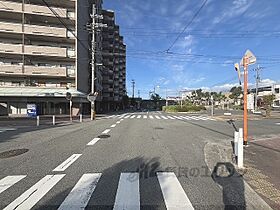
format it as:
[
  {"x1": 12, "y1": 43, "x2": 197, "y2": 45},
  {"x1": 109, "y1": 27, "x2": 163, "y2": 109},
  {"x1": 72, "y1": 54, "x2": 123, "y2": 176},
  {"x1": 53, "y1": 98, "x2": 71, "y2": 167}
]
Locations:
[
  {"x1": 243, "y1": 56, "x2": 249, "y2": 145},
  {"x1": 211, "y1": 95, "x2": 214, "y2": 116}
]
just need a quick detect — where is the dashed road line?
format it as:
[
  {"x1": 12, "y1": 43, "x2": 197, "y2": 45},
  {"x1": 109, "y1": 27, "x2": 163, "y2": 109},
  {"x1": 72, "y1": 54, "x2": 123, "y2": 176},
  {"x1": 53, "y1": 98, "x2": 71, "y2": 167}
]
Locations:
[
  {"x1": 53, "y1": 154, "x2": 82, "y2": 172},
  {"x1": 87, "y1": 138, "x2": 101, "y2": 146},
  {"x1": 102, "y1": 129, "x2": 111, "y2": 134}
]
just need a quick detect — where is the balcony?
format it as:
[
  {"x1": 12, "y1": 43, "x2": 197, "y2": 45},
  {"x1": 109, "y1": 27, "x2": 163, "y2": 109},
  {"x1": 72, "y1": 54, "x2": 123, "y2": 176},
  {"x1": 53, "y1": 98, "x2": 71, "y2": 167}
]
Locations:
[
  {"x1": 0, "y1": 64, "x2": 22, "y2": 74},
  {"x1": 0, "y1": 1, "x2": 22, "y2": 13},
  {"x1": 25, "y1": 45, "x2": 68, "y2": 57},
  {"x1": 24, "y1": 66, "x2": 67, "y2": 77},
  {"x1": 0, "y1": 43, "x2": 22, "y2": 54},
  {"x1": 0, "y1": 64, "x2": 69, "y2": 77}
]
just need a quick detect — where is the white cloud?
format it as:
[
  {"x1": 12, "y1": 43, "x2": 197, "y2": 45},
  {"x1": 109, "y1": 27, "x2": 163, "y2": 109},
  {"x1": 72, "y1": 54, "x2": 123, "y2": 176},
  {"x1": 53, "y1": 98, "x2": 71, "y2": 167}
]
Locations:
[{"x1": 259, "y1": 78, "x2": 277, "y2": 87}]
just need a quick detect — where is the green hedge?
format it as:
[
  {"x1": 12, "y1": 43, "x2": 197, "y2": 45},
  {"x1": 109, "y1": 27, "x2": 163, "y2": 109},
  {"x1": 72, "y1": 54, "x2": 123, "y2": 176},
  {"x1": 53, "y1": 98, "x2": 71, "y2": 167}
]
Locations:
[{"x1": 162, "y1": 105, "x2": 206, "y2": 112}]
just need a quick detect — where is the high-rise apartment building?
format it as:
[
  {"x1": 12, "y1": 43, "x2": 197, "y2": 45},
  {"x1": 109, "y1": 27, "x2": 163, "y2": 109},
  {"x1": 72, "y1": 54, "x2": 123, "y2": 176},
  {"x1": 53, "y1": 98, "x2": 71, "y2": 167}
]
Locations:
[
  {"x1": 0, "y1": 0, "x2": 126, "y2": 116},
  {"x1": 101, "y1": 10, "x2": 126, "y2": 112}
]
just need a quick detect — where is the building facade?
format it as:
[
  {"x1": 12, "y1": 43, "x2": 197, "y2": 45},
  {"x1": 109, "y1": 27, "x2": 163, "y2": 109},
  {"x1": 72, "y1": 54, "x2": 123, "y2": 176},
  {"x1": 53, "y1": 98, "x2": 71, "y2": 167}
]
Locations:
[
  {"x1": 0, "y1": 0, "x2": 126, "y2": 116},
  {"x1": 100, "y1": 10, "x2": 126, "y2": 112}
]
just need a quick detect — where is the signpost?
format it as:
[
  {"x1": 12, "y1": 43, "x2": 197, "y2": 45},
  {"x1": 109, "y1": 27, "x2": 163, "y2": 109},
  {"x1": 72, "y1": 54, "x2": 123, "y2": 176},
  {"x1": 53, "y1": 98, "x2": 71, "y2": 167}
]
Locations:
[
  {"x1": 27, "y1": 104, "x2": 37, "y2": 118},
  {"x1": 66, "y1": 92, "x2": 72, "y2": 122},
  {"x1": 87, "y1": 92, "x2": 98, "y2": 120},
  {"x1": 240, "y1": 50, "x2": 256, "y2": 145}
]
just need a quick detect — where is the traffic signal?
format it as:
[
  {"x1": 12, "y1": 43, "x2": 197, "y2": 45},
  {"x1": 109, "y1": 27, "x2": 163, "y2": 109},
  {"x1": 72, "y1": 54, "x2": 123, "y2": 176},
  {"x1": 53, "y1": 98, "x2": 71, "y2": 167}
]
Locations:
[{"x1": 234, "y1": 63, "x2": 242, "y2": 85}]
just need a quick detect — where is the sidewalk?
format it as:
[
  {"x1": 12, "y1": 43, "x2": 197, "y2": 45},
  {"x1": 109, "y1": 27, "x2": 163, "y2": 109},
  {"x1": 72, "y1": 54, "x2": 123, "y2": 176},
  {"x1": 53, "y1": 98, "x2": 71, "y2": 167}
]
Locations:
[{"x1": 244, "y1": 135, "x2": 280, "y2": 209}]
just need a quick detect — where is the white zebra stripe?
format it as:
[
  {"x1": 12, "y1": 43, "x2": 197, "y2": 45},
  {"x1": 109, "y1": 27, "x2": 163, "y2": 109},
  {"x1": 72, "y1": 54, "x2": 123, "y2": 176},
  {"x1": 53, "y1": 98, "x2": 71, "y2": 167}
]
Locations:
[{"x1": 0, "y1": 175, "x2": 26, "y2": 195}]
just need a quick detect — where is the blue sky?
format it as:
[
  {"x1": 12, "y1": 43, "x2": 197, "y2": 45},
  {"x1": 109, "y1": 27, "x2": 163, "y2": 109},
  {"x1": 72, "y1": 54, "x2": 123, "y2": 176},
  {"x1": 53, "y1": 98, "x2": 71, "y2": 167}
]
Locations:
[{"x1": 103, "y1": 0, "x2": 280, "y2": 99}]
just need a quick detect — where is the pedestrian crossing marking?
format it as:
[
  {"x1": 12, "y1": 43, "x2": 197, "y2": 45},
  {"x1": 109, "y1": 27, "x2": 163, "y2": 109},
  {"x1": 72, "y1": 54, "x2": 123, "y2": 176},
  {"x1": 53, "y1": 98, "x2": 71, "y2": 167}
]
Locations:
[
  {"x1": 3, "y1": 174, "x2": 65, "y2": 210},
  {"x1": 124, "y1": 115, "x2": 131, "y2": 119},
  {"x1": 58, "y1": 173, "x2": 101, "y2": 210},
  {"x1": 0, "y1": 175, "x2": 26, "y2": 194},
  {"x1": 143, "y1": 115, "x2": 147, "y2": 119},
  {"x1": 130, "y1": 115, "x2": 136, "y2": 119},
  {"x1": 157, "y1": 172, "x2": 194, "y2": 210},
  {"x1": 0, "y1": 172, "x2": 196, "y2": 209},
  {"x1": 155, "y1": 115, "x2": 161, "y2": 119},
  {"x1": 53, "y1": 154, "x2": 82, "y2": 172},
  {"x1": 161, "y1": 116, "x2": 168, "y2": 119},
  {"x1": 113, "y1": 173, "x2": 140, "y2": 210},
  {"x1": 167, "y1": 116, "x2": 175, "y2": 119},
  {"x1": 149, "y1": 115, "x2": 154, "y2": 119},
  {"x1": 137, "y1": 115, "x2": 141, "y2": 118}
]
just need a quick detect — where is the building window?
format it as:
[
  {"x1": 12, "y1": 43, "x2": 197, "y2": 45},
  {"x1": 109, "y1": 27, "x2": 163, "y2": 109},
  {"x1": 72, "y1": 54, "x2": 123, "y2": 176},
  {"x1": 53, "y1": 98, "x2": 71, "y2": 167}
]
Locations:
[{"x1": 275, "y1": 88, "x2": 280, "y2": 94}]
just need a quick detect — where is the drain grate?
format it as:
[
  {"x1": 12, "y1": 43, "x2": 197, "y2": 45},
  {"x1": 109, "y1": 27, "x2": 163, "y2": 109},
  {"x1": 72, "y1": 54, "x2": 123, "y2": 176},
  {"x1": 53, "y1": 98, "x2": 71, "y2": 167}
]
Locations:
[
  {"x1": 0, "y1": 149, "x2": 29, "y2": 159},
  {"x1": 98, "y1": 134, "x2": 110, "y2": 139}
]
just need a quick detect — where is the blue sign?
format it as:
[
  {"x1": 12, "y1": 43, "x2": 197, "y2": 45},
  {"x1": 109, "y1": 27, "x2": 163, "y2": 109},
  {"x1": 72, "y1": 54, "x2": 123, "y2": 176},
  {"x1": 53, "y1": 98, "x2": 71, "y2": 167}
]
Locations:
[{"x1": 27, "y1": 104, "x2": 37, "y2": 117}]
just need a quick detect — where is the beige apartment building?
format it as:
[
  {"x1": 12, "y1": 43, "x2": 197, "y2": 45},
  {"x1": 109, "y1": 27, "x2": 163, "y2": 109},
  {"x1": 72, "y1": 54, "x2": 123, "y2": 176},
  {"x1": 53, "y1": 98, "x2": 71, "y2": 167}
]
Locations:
[{"x1": 0, "y1": 0, "x2": 103, "y2": 115}]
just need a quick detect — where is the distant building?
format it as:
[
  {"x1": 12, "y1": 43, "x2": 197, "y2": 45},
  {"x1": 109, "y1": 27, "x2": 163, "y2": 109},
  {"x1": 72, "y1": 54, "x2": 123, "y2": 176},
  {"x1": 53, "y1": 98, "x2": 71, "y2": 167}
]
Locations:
[{"x1": 250, "y1": 84, "x2": 280, "y2": 108}]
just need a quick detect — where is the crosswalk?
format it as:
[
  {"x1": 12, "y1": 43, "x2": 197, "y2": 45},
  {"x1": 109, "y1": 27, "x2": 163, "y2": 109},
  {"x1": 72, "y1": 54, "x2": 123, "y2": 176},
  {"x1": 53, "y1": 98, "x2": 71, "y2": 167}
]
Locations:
[
  {"x1": 0, "y1": 172, "x2": 194, "y2": 209},
  {"x1": 107, "y1": 114, "x2": 215, "y2": 121}
]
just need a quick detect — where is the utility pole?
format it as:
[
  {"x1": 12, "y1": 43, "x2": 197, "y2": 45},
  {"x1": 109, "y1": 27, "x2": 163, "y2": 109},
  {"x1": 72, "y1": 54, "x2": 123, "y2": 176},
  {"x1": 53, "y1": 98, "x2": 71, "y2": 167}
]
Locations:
[
  {"x1": 132, "y1": 80, "x2": 135, "y2": 98},
  {"x1": 243, "y1": 55, "x2": 249, "y2": 145},
  {"x1": 138, "y1": 90, "x2": 140, "y2": 98},
  {"x1": 90, "y1": 4, "x2": 96, "y2": 121},
  {"x1": 254, "y1": 65, "x2": 261, "y2": 111}
]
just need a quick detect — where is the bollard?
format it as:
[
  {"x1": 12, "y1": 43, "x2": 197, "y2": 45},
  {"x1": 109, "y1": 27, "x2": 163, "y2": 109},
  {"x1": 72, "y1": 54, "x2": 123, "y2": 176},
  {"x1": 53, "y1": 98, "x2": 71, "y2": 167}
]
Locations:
[
  {"x1": 80, "y1": 114, "x2": 83, "y2": 122},
  {"x1": 237, "y1": 128, "x2": 244, "y2": 168},
  {"x1": 53, "y1": 115, "x2": 55, "y2": 125},
  {"x1": 234, "y1": 131, "x2": 239, "y2": 156},
  {"x1": 36, "y1": 116, "x2": 40, "y2": 126}
]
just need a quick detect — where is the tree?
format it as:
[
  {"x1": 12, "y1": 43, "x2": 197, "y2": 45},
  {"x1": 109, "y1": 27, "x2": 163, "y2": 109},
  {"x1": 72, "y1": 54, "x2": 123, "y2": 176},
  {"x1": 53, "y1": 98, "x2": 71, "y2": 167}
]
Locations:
[
  {"x1": 150, "y1": 93, "x2": 161, "y2": 101},
  {"x1": 229, "y1": 86, "x2": 242, "y2": 104},
  {"x1": 263, "y1": 94, "x2": 275, "y2": 117}
]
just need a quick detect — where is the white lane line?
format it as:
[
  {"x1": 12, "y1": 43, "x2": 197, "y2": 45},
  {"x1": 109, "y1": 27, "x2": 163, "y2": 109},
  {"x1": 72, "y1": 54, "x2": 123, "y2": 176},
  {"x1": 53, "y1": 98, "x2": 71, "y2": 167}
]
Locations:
[
  {"x1": 157, "y1": 172, "x2": 194, "y2": 210},
  {"x1": 4, "y1": 174, "x2": 65, "y2": 210},
  {"x1": 124, "y1": 115, "x2": 131, "y2": 119},
  {"x1": 149, "y1": 115, "x2": 154, "y2": 119},
  {"x1": 53, "y1": 154, "x2": 82, "y2": 172},
  {"x1": 113, "y1": 173, "x2": 140, "y2": 210},
  {"x1": 137, "y1": 115, "x2": 141, "y2": 119},
  {"x1": 111, "y1": 124, "x2": 117, "y2": 128},
  {"x1": 167, "y1": 116, "x2": 175, "y2": 120},
  {"x1": 276, "y1": 123, "x2": 280, "y2": 125},
  {"x1": 120, "y1": 119, "x2": 124, "y2": 121},
  {"x1": 102, "y1": 129, "x2": 111, "y2": 134},
  {"x1": 116, "y1": 121, "x2": 121, "y2": 124},
  {"x1": 87, "y1": 138, "x2": 101, "y2": 146},
  {"x1": 130, "y1": 115, "x2": 136, "y2": 119},
  {"x1": 161, "y1": 116, "x2": 168, "y2": 119},
  {"x1": 58, "y1": 173, "x2": 101, "y2": 210},
  {"x1": 0, "y1": 175, "x2": 26, "y2": 194},
  {"x1": 155, "y1": 115, "x2": 161, "y2": 119},
  {"x1": 143, "y1": 115, "x2": 147, "y2": 119}
]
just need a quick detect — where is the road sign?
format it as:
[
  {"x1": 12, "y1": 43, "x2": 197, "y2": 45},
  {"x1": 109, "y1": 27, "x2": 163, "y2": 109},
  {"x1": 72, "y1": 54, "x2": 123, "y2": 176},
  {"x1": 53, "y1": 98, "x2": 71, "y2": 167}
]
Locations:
[
  {"x1": 27, "y1": 104, "x2": 37, "y2": 117},
  {"x1": 240, "y1": 49, "x2": 257, "y2": 66},
  {"x1": 87, "y1": 92, "x2": 98, "y2": 102}
]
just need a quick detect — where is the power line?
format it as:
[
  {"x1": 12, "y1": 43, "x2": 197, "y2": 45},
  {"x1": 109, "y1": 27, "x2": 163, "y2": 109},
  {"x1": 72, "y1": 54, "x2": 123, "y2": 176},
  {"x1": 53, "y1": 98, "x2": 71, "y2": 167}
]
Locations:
[{"x1": 166, "y1": 0, "x2": 208, "y2": 52}]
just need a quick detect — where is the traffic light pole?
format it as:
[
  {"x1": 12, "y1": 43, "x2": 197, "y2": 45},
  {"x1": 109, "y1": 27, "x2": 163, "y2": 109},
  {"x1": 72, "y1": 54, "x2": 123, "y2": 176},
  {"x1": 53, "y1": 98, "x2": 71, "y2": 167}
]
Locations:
[{"x1": 243, "y1": 56, "x2": 249, "y2": 145}]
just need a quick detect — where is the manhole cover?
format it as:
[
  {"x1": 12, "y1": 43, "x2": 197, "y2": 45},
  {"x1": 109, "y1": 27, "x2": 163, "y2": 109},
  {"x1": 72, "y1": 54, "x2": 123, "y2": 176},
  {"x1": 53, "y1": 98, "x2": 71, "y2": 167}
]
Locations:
[
  {"x1": 0, "y1": 149, "x2": 29, "y2": 159},
  {"x1": 98, "y1": 134, "x2": 110, "y2": 138},
  {"x1": 154, "y1": 127, "x2": 164, "y2": 130}
]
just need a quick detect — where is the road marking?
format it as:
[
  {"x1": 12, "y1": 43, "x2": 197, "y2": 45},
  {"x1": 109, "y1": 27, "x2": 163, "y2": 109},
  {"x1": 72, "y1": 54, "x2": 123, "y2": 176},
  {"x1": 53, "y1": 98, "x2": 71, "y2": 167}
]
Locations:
[
  {"x1": 120, "y1": 119, "x2": 124, "y2": 121},
  {"x1": 4, "y1": 174, "x2": 65, "y2": 210},
  {"x1": 53, "y1": 154, "x2": 82, "y2": 172},
  {"x1": 102, "y1": 129, "x2": 111, "y2": 134},
  {"x1": 157, "y1": 172, "x2": 194, "y2": 210},
  {"x1": 137, "y1": 115, "x2": 141, "y2": 119},
  {"x1": 167, "y1": 116, "x2": 175, "y2": 119},
  {"x1": 130, "y1": 115, "x2": 136, "y2": 119},
  {"x1": 155, "y1": 115, "x2": 161, "y2": 119},
  {"x1": 87, "y1": 138, "x2": 100, "y2": 146},
  {"x1": 58, "y1": 173, "x2": 101, "y2": 210},
  {"x1": 113, "y1": 173, "x2": 140, "y2": 210},
  {"x1": 161, "y1": 116, "x2": 168, "y2": 119},
  {"x1": 143, "y1": 115, "x2": 147, "y2": 119},
  {"x1": 116, "y1": 121, "x2": 121, "y2": 124},
  {"x1": 118, "y1": 115, "x2": 125, "y2": 119},
  {"x1": 194, "y1": 116, "x2": 207, "y2": 121},
  {"x1": 181, "y1": 116, "x2": 191, "y2": 120},
  {"x1": 124, "y1": 115, "x2": 131, "y2": 119},
  {"x1": 149, "y1": 115, "x2": 154, "y2": 119},
  {"x1": 111, "y1": 124, "x2": 117, "y2": 128},
  {"x1": 276, "y1": 123, "x2": 280, "y2": 125},
  {"x1": 189, "y1": 116, "x2": 201, "y2": 121},
  {"x1": 0, "y1": 175, "x2": 26, "y2": 195}
]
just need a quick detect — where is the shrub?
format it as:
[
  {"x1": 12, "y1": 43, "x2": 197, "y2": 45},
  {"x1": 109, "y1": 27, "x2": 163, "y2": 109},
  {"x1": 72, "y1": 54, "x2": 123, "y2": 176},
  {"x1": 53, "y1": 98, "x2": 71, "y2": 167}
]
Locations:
[{"x1": 162, "y1": 105, "x2": 206, "y2": 112}]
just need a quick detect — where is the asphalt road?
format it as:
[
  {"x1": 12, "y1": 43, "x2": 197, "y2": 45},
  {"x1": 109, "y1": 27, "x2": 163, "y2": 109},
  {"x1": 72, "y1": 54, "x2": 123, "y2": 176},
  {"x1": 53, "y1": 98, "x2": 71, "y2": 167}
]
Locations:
[{"x1": 0, "y1": 111, "x2": 279, "y2": 209}]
